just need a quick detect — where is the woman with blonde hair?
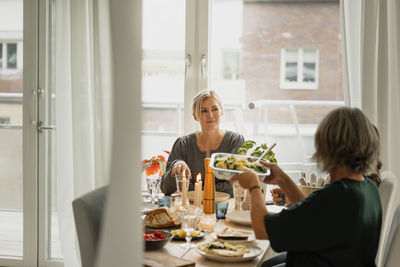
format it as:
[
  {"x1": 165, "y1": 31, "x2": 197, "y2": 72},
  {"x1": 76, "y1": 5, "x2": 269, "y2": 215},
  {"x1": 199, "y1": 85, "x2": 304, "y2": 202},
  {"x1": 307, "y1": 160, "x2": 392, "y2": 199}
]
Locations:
[
  {"x1": 232, "y1": 107, "x2": 382, "y2": 267},
  {"x1": 161, "y1": 89, "x2": 244, "y2": 196}
]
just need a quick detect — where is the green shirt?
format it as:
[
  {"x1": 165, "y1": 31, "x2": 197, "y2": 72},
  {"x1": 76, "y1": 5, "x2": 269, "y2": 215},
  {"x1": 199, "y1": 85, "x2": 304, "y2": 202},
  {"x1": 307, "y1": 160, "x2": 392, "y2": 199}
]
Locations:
[{"x1": 265, "y1": 178, "x2": 382, "y2": 267}]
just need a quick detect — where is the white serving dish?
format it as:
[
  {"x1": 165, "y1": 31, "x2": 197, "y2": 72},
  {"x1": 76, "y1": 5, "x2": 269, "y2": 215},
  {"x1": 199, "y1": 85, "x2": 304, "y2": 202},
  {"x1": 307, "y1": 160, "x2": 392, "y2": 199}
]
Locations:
[{"x1": 209, "y1": 153, "x2": 270, "y2": 181}]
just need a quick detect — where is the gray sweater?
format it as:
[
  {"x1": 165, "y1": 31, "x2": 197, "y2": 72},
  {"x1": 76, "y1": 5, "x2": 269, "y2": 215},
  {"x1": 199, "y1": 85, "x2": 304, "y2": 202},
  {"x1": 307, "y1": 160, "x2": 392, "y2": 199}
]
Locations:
[{"x1": 161, "y1": 131, "x2": 244, "y2": 197}]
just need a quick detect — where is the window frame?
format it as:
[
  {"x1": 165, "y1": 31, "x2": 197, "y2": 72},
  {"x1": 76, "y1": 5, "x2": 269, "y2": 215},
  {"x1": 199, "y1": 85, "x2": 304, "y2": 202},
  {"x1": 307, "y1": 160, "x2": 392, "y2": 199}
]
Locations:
[
  {"x1": 280, "y1": 47, "x2": 319, "y2": 90},
  {"x1": 0, "y1": 41, "x2": 22, "y2": 69}
]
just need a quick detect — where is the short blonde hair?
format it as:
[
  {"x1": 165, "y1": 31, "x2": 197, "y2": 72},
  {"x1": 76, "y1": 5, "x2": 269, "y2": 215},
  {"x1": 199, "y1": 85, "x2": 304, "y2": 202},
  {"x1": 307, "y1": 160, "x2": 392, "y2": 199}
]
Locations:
[
  {"x1": 313, "y1": 107, "x2": 380, "y2": 174},
  {"x1": 192, "y1": 89, "x2": 223, "y2": 121}
]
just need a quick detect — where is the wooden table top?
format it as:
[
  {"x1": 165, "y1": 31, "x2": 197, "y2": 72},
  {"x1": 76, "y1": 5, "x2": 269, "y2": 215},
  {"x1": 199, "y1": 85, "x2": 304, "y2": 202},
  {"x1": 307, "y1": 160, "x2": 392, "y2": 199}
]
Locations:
[{"x1": 144, "y1": 199, "x2": 277, "y2": 267}]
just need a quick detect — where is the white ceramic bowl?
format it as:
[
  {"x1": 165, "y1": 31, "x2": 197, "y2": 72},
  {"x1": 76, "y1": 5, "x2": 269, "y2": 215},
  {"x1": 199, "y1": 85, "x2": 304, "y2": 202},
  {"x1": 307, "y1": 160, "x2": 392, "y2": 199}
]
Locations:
[{"x1": 209, "y1": 153, "x2": 270, "y2": 181}]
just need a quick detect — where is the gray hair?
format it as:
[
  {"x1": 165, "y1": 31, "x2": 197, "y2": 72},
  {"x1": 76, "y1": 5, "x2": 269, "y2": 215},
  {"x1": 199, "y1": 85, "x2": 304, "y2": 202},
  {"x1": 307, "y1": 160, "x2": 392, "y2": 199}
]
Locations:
[
  {"x1": 312, "y1": 107, "x2": 380, "y2": 174},
  {"x1": 192, "y1": 89, "x2": 223, "y2": 121}
]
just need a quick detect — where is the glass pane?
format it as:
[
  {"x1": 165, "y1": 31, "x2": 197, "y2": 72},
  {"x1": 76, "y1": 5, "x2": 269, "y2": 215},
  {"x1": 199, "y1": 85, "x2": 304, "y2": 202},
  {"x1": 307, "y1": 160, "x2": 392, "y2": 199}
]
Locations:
[
  {"x1": 285, "y1": 62, "x2": 298, "y2": 82},
  {"x1": 141, "y1": 0, "x2": 186, "y2": 187},
  {"x1": 0, "y1": 0, "x2": 23, "y2": 258},
  {"x1": 46, "y1": 0, "x2": 62, "y2": 259},
  {"x1": 303, "y1": 48, "x2": 316, "y2": 62},
  {"x1": 7, "y1": 43, "x2": 17, "y2": 69},
  {"x1": 285, "y1": 48, "x2": 298, "y2": 62},
  {"x1": 303, "y1": 62, "x2": 315, "y2": 82},
  {"x1": 210, "y1": 0, "x2": 343, "y2": 165}
]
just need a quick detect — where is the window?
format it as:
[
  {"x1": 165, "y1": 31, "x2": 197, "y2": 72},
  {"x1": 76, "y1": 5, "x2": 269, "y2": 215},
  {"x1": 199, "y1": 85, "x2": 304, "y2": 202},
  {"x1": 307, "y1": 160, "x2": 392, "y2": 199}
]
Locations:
[
  {"x1": 7, "y1": 43, "x2": 17, "y2": 69},
  {"x1": 222, "y1": 49, "x2": 240, "y2": 80},
  {"x1": 0, "y1": 42, "x2": 20, "y2": 69},
  {"x1": 0, "y1": 117, "x2": 10, "y2": 124},
  {"x1": 280, "y1": 48, "x2": 319, "y2": 90}
]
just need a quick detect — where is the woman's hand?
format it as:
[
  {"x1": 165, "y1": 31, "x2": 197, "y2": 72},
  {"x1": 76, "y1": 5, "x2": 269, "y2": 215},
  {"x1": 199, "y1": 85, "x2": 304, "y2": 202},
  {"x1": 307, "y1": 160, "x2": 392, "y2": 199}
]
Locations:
[
  {"x1": 262, "y1": 162, "x2": 291, "y2": 187},
  {"x1": 171, "y1": 160, "x2": 191, "y2": 178},
  {"x1": 230, "y1": 169, "x2": 260, "y2": 189}
]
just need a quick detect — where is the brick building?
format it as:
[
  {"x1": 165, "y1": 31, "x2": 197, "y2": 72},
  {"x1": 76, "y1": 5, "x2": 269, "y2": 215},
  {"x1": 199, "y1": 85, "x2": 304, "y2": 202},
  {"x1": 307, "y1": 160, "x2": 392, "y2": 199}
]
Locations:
[{"x1": 242, "y1": 0, "x2": 343, "y2": 124}]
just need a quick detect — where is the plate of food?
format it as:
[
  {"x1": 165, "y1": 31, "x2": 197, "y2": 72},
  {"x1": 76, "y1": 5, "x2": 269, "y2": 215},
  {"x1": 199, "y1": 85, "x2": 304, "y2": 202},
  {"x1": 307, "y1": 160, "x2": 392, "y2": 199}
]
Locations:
[
  {"x1": 196, "y1": 241, "x2": 262, "y2": 262},
  {"x1": 170, "y1": 229, "x2": 206, "y2": 241},
  {"x1": 186, "y1": 191, "x2": 230, "y2": 202},
  {"x1": 209, "y1": 153, "x2": 270, "y2": 181},
  {"x1": 225, "y1": 210, "x2": 252, "y2": 226},
  {"x1": 210, "y1": 227, "x2": 255, "y2": 243}
]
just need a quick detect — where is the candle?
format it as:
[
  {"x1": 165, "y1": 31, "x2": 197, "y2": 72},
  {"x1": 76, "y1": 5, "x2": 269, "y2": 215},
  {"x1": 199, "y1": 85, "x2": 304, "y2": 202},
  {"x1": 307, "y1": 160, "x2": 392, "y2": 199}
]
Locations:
[
  {"x1": 182, "y1": 176, "x2": 187, "y2": 207},
  {"x1": 194, "y1": 174, "x2": 202, "y2": 207}
]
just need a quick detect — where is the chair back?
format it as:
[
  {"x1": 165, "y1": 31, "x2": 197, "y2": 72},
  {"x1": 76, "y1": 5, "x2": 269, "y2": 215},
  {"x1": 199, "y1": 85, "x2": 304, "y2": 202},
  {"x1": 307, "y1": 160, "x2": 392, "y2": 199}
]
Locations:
[
  {"x1": 383, "y1": 204, "x2": 400, "y2": 266},
  {"x1": 72, "y1": 186, "x2": 108, "y2": 267},
  {"x1": 376, "y1": 171, "x2": 399, "y2": 266}
]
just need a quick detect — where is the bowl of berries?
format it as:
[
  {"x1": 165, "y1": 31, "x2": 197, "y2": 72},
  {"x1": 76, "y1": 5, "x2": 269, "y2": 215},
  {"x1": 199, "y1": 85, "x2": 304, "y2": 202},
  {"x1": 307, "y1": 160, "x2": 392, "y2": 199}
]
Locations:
[{"x1": 143, "y1": 230, "x2": 173, "y2": 251}]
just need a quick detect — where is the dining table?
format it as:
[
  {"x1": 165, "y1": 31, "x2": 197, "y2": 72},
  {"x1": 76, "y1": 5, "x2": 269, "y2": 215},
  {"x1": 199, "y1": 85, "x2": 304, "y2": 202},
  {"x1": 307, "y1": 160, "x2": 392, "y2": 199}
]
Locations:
[{"x1": 143, "y1": 197, "x2": 284, "y2": 267}]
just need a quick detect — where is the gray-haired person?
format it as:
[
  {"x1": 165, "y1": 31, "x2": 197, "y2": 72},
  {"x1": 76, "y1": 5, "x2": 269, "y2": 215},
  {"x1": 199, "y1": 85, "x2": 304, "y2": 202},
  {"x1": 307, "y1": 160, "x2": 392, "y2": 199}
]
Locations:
[
  {"x1": 161, "y1": 89, "x2": 244, "y2": 197},
  {"x1": 231, "y1": 107, "x2": 382, "y2": 267}
]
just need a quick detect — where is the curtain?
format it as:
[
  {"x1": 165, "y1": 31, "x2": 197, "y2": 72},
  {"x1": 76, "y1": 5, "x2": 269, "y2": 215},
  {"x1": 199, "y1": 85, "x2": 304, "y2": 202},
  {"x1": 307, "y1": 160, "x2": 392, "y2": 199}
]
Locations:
[
  {"x1": 54, "y1": 0, "x2": 112, "y2": 266},
  {"x1": 341, "y1": 0, "x2": 400, "y2": 179},
  {"x1": 96, "y1": 0, "x2": 143, "y2": 266}
]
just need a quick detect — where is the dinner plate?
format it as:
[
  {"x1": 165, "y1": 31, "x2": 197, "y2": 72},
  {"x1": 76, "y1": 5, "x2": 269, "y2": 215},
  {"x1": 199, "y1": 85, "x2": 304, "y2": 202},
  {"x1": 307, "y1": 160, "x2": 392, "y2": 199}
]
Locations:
[
  {"x1": 225, "y1": 210, "x2": 252, "y2": 226},
  {"x1": 172, "y1": 230, "x2": 206, "y2": 241},
  {"x1": 186, "y1": 191, "x2": 230, "y2": 202},
  {"x1": 196, "y1": 245, "x2": 263, "y2": 262},
  {"x1": 209, "y1": 232, "x2": 255, "y2": 243}
]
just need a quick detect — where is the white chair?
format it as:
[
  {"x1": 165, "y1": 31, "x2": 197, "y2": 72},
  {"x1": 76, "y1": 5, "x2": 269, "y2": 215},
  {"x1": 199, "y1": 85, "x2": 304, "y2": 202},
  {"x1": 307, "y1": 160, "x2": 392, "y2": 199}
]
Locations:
[
  {"x1": 376, "y1": 171, "x2": 400, "y2": 266},
  {"x1": 382, "y1": 204, "x2": 400, "y2": 266}
]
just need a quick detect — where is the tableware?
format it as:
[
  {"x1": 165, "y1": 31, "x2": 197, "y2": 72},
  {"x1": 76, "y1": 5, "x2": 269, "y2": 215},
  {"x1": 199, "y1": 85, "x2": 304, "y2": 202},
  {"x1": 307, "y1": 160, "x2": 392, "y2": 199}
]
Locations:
[
  {"x1": 171, "y1": 230, "x2": 206, "y2": 241},
  {"x1": 225, "y1": 210, "x2": 252, "y2": 226},
  {"x1": 215, "y1": 200, "x2": 229, "y2": 219},
  {"x1": 186, "y1": 191, "x2": 230, "y2": 203},
  {"x1": 175, "y1": 173, "x2": 190, "y2": 195},
  {"x1": 199, "y1": 213, "x2": 216, "y2": 232},
  {"x1": 144, "y1": 230, "x2": 173, "y2": 251},
  {"x1": 209, "y1": 153, "x2": 270, "y2": 181},
  {"x1": 254, "y1": 142, "x2": 276, "y2": 164},
  {"x1": 210, "y1": 232, "x2": 256, "y2": 243},
  {"x1": 179, "y1": 205, "x2": 201, "y2": 248},
  {"x1": 158, "y1": 196, "x2": 171, "y2": 208},
  {"x1": 196, "y1": 244, "x2": 263, "y2": 262},
  {"x1": 146, "y1": 175, "x2": 162, "y2": 204}
]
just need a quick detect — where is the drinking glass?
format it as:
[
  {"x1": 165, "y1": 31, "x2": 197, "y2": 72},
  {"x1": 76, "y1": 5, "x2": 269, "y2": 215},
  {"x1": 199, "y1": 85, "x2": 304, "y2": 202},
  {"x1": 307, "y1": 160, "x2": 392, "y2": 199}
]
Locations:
[
  {"x1": 175, "y1": 173, "x2": 190, "y2": 195},
  {"x1": 233, "y1": 181, "x2": 248, "y2": 211},
  {"x1": 179, "y1": 205, "x2": 200, "y2": 248},
  {"x1": 215, "y1": 201, "x2": 229, "y2": 219},
  {"x1": 146, "y1": 175, "x2": 161, "y2": 204}
]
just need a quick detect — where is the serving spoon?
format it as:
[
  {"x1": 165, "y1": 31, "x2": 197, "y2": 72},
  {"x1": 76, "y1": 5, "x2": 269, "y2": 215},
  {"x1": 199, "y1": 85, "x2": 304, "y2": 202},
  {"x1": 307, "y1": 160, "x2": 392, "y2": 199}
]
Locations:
[{"x1": 254, "y1": 143, "x2": 277, "y2": 164}]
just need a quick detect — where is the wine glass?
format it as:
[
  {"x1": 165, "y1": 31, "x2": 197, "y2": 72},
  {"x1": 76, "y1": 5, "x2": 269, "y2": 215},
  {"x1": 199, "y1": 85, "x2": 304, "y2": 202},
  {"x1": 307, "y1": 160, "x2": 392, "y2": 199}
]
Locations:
[
  {"x1": 146, "y1": 175, "x2": 161, "y2": 204},
  {"x1": 179, "y1": 205, "x2": 200, "y2": 248}
]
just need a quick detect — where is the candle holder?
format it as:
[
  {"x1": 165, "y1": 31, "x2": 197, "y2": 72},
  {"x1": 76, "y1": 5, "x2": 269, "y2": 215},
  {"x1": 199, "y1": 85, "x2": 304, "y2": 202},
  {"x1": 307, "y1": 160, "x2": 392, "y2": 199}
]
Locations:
[{"x1": 198, "y1": 212, "x2": 216, "y2": 232}]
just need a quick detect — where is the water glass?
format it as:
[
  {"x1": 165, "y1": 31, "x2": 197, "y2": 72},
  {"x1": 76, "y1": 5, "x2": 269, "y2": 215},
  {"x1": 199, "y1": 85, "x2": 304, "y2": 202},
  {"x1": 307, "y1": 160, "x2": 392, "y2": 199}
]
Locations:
[
  {"x1": 179, "y1": 205, "x2": 200, "y2": 248},
  {"x1": 175, "y1": 174, "x2": 190, "y2": 194},
  {"x1": 146, "y1": 175, "x2": 161, "y2": 204},
  {"x1": 215, "y1": 201, "x2": 229, "y2": 219},
  {"x1": 233, "y1": 181, "x2": 248, "y2": 211},
  {"x1": 158, "y1": 196, "x2": 171, "y2": 207}
]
